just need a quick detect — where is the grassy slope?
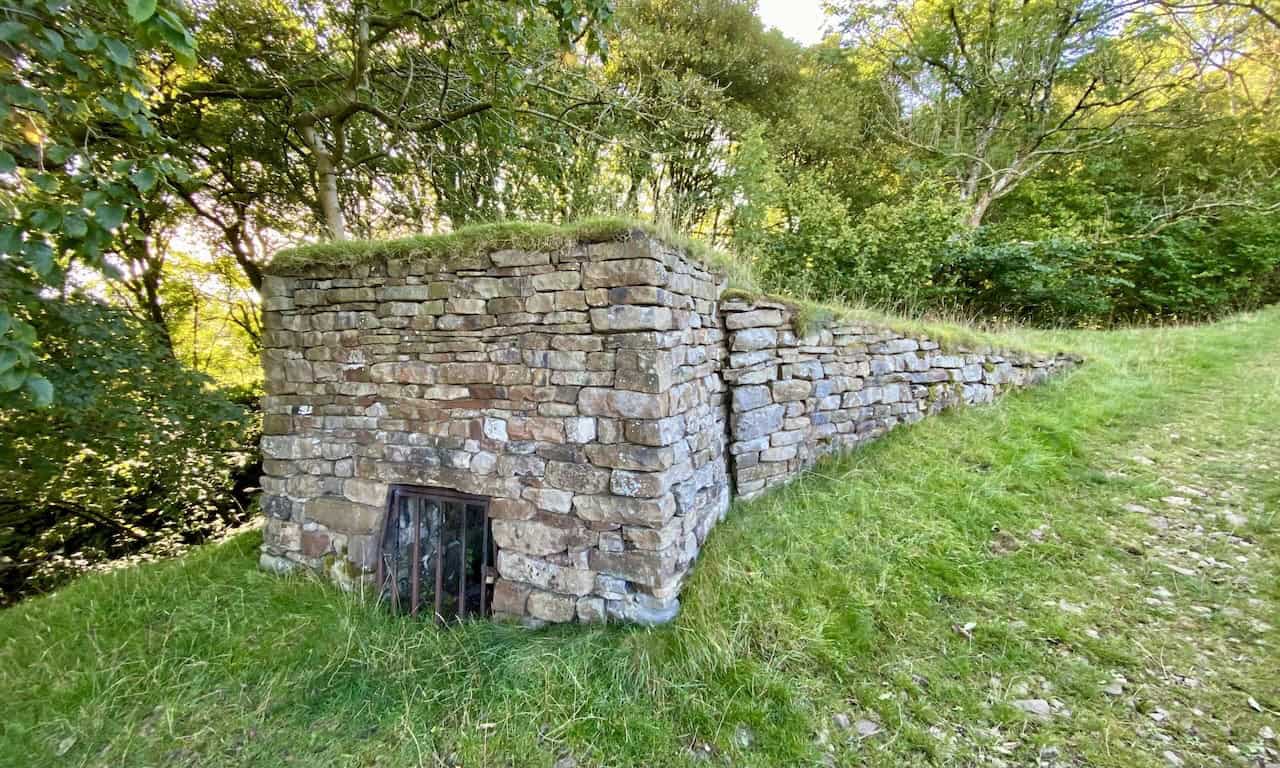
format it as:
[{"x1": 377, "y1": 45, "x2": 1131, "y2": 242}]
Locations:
[{"x1": 2, "y1": 308, "x2": 1278, "y2": 767}]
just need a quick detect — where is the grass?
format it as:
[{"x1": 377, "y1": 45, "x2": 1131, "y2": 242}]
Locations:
[
  {"x1": 266, "y1": 217, "x2": 744, "y2": 284},
  {"x1": 3, "y1": 307, "x2": 1278, "y2": 767}
]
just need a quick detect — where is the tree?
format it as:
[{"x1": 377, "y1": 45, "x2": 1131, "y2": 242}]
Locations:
[
  {"x1": 839, "y1": 0, "x2": 1198, "y2": 228},
  {"x1": 0, "y1": 0, "x2": 195, "y2": 405},
  {"x1": 168, "y1": 0, "x2": 616, "y2": 242}
]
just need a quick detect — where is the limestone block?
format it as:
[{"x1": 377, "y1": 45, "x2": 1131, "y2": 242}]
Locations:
[
  {"x1": 565, "y1": 416, "x2": 597, "y2": 444},
  {"x1": 521, "y1": 487, "x2": 574, "y2": 514},
  {"x1": 589, "y1": 306, "x2": 673, "y2": 332},
  {"x1": 609, "y1": 468, "x2": 669, "y2": 498},
  {"x1": 771, "y1": 379, "x2": 813, "y2": 403},
  {"x1": 489, "y1": 498, "x2": 537, "y2": 520},
  {"x1": 306, "y1": 496, "x2": 382, "y2": 534},
  {"x1": 497, "y1": 550, "x2": 595, "y2": 595},
  {"x1": 577, "y1": 596, "x2": 607, "y2": 623},
  {"x1": 491, "y1": 249, "x2": 550, "y2": 267},
  {"x1": 262, "y1": 435, "x2": 322, "y2": 460},
  {"x1": 724, "y1": 308, "x2": 783, "y2": 329},
  {"x1": 531, "y1": 271, "x2": 581, "y2": 291},
  {"x1": 578, "y1": 388, "x2": 669, "y2": 419},
  {"x1": 528, "y1": 590, "x2": 577, "y2": 622},
  {"x1": 731, "y1": 404, "x2": 785, "y2": 441},
  {"x1": 573, "y1": 493, "x2": 677, "y2": 527},
  {"x1": 731, "y1": 327, "x2": 778, "y2": 352},
  {"x1": 492, "y1": 514, "x2": 596, "y2": 556},
  {"x1": 545, "y1": 460, "x2": 611, "y2": 494},
  {"x1": 622, "y1": 416, "x2": 685, "y2": 447},
  {"x1": 491, "y1": 579, "x2": 532, "y2": 615},
  {"x1": 588, "y1": 547, "x2": 679, "y2": 588},
  {"x1": 584, "y1": 443, "x2": 675, "y2": 471},
  {"x1": 582, "y1": 258, "x2": 668, "y2": 289},
  {"x1": 342, "y1": 478, "x2": 388, "y2": 507},
  {"x1": 731, "y1": 384, "x2": 772, "y2": 412}
]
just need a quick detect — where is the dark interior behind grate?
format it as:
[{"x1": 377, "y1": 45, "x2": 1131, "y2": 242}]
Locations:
[{"x1": 375, "y1": 486, "x2": 493, "y2": 621}]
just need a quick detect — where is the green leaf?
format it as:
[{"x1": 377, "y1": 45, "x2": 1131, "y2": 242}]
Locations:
[
  {"x1": 74, "y1": 29, "x2": 99, "y2": 51},
  {"x1": 0, "y1": 150, "x2": 14, "y2": 174},
  {"x1": 0, "y1": 366, "x2": 23, "y2": 393},
  {"x1": 131, "y1": 167, "x2": 158, "y2": 192},
  {"x1": 103, "y1": 38, "x2": 131, "y2": 67},
  {"x1": 95, "y1": 202, "x2": 126, "y2": 231},
  {"x1": 63, "y1": 213, "x2": 88, "y2": 238},
  {"x1": 0, "y1": 348, "x2": 18, "y2": 373},
  {"x1": 127, "y1": 0, "x2": 158, "y2": 23},
  {"x1": 25, "y1": 375, "x2": 53, "y2": 406},
  {"x1": 0, "y1": 22, "x2": 26, "y2": 43}
]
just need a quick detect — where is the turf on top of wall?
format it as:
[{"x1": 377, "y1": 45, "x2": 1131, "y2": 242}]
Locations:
[{"x1": 267, "y1": 217, "x2": 1067, "y2": 355}]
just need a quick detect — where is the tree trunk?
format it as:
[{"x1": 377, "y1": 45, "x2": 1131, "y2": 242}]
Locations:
[
  {"x1": 966, "y1": 190, "x2": 995, "y2": 229},
  {"x1": 301, "y1": 124, "x2": 348, "y2": 240}
]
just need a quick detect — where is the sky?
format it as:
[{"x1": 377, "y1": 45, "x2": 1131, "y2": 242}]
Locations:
[{"x1": 755, "y1": 0, "x2": 831, "y2": 46}]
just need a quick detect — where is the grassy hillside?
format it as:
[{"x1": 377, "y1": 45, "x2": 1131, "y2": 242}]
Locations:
[{"x1": 2, "y1": 308, "x2": 1278, "y2": 767}]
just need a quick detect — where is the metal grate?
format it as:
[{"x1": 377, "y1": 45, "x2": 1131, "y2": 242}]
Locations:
[{"x1": 374, "y1": 486, "x2": 493, "y2": 622}]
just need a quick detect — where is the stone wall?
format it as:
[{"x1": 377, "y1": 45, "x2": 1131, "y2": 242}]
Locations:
[
  {"x1": 720, "y1": 298, "x2": 1079, "y2": 499},
  {"x1": 258, "y1": 230, "x2": 728, "y2": 625},
  {"x1": 257, "y1": 227, "x2": 1078, "y2": 625}
]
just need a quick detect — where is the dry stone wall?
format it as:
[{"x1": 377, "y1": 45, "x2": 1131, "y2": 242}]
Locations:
[
  {"x1": 721, "y1": 298, "x2": 1079, "y2": 498},
  {"x1": 258, "y1": 231, "x2": 728, "y2": 625},
  {"x1": 257, "y1": 228, "x2": 1078, "y2": 625}
]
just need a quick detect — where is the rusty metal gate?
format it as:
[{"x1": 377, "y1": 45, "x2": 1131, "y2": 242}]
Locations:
[{"x1": 375, "y1": 486, "x2": 493, "y2": 621}]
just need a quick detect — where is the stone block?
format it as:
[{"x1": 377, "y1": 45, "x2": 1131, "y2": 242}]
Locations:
[
  {"x1": 261, "y1": 435, "x2": 322, "y2": 460},
  {"x1": 564, "y1": 416, "x2": 597, "y2": 444},
  {"x1": 578, "y1": 388, "x2": 669, "y2": 419},
  {"x1": 489, "y1": 498, "x2": 537, "y2": 520},
  {"x1": 731, "y1": 404, "x2": 784, "y2": 441},
  {"x1": 731, "y1": 327, "x2": 778, "y2": 352},
  {"x1": 573, "y1": 494, "x2": 676, "y2": 527},
  {"x1": 521, "y1": 487, "x2": 574, "y2": 514},
  {"x1": 588, "y1": 547, "x2": 679, "y2": 588},
  {"x1": 531, "y1": 271, "x2": 581, "y2": 291},
  {"x1": 491, "y1": 579, "x2": 532, "y2": 615},
  {"x1": 732, "y1": 384, "x2": 772, "y2": 412},
  {"x1": 622, "y1": 416, "x2": 685, "y2": 447},
  {"x1": 492, "y1": 514, "x2": 596, "y2": 556},
  {"x1": 771, "y1": 379, "x2": 813, "y2": 402},
  {"x1": 545, "y1": 460, "x2": 611, "y2": 494},
  {"x1": 306, "y1": 496, "x2": 383, "y2": 534},
  {"x1": 491, "y1": 249, "x2": 550, "y2": 267},
  {"x1": 582, "y1": 258, "x2": 667, "y2": 289},
  {"x1": 342, "y1": 478, "x2": 388, "y2": 507},
  {"x1": 724, "y1": 308, "x2": 783, "y2": 329},
  {"x1": 577, "y1": 596, "x2": 606, "y2": 623},
  {"x1": 609, "y1": 469, "x2": 669, "y2": 498},
  {"x1": 528, "y1": 590, "x2": 577, "y2": 622},
  {"x1": 497, "y1": 550, "x2": 595, "y2": 595},
  {"x1": 584, "y1": 444, "x2": 675, "y2": 471},
  {"x1": 589, "y1": 306, "x2": 673, "y2": 332}
]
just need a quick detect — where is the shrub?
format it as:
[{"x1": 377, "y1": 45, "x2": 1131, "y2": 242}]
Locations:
[
  {"x1": 0, "y1": 279, "x2": 259, "y2": 603},
  {"x1": 755, "y1": 180, "x2": 966, "y2": 307}
]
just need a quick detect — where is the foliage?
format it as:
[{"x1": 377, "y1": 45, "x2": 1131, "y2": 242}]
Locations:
[
  {"x1": 0, "y1": 0, "x2": 195, "y2": 403},
  {"x1": 0, "y1": 279, "x2": 258, "y2": 603}
]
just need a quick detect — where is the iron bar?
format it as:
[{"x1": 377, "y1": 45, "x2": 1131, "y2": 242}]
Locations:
[
  {"x1": 479, "y1": 504, "x2": 490, "y2": 616},
  {"x1": 458, "y1": 504, "x2": 468, "y2": 619},
  {"x1": 378, "y1": 485, "x2": 491, "y2": 622},
  {"x1": 433, "y1": 501, "x2": 445, "y2": 622},
  {"x1": 410, "y1": 498, "x2": 421, "y2": 617}
]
